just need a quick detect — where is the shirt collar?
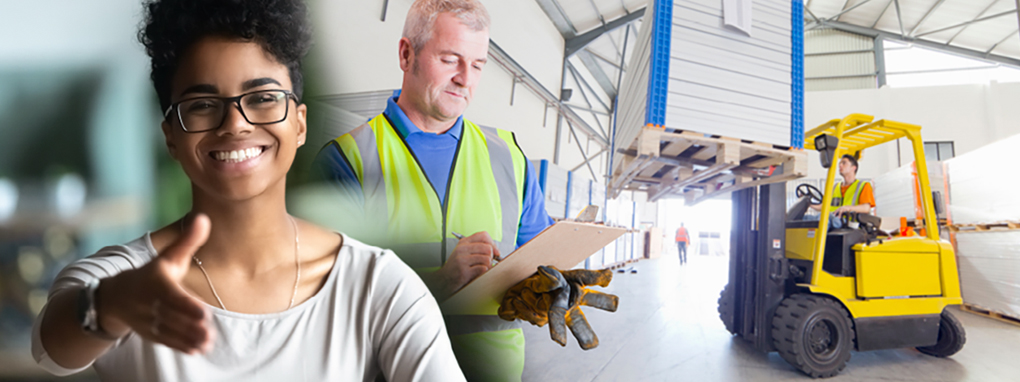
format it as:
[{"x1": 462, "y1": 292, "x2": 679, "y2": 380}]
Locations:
[{"x1": 384, "y1": 90, "x2": 463, "y2": 140}]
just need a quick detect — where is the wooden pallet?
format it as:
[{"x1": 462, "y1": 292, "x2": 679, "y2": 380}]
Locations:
[
  {"x1": 604, "y1": 258, "x2": 641, "y2": 271},
  {"x1": 961, "y1": 303, "x2": 1020, "y2": 327},
  {"x1": 609, "y1": 125, "x2": 807, "y2": 203},
  {"x1": 948, "y1": 221, "x2": 1020, "y2": 233}
]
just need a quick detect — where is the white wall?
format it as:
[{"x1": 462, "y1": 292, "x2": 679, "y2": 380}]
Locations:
[
  {"x1": 307, "y1": 0, "x2": 574, "y2": 166},
  {"x1": 804, "y1": 81, "x2": 1020, "y2": 180}
]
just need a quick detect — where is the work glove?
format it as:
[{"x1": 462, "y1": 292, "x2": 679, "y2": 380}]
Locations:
[{"x1": 498, "y1": 265, "x2": 619, "y2": 350}]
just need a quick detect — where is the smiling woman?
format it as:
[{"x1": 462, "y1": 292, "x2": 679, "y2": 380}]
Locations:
[{"x1": 29, "y1": 0, "x2": 464, "y2": 381}]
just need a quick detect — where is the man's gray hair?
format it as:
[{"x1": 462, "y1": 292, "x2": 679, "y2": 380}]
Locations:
[{"x1": 403, "y1": 0, "x2": 490, "y2": 52}]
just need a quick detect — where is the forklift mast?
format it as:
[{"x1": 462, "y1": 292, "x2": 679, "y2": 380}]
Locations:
[{"x1": 725, "y1": 182, "x2": 788, "y2": 352}]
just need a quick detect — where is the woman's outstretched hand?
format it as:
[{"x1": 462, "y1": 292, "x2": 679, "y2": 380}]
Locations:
[{"x1": 98, "y1": 214, "x2": 216, "y2": 354}]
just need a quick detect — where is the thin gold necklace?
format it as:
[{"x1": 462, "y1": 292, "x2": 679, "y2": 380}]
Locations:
[{"x1": 181, "y1": 215, "x2": 301, "y2": 311}]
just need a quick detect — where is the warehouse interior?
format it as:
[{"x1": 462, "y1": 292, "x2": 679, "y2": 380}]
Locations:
[{"x1": 2, "y1": 0, "x2": 1020, "y2": 381}]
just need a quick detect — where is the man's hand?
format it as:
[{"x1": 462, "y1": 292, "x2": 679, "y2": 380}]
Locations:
[{"x1": 426, "y1": 231, "x2": 500, "y2": 300}]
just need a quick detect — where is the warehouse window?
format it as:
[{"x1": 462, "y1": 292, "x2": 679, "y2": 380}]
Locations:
[
  {"x1": 885, "y1": 41, "x2": 1020, "y2": 87},
  {"x1": 924, "y1": 141, "x2": 954, "y2": 162}
]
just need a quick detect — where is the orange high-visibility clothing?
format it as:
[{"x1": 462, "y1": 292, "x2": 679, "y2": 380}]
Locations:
[{"x1": 675, "y1": 227, "x2": 690, "y2": 243}]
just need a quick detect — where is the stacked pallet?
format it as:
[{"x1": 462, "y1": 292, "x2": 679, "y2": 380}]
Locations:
[
  {"x1": 947, "y1": 134, "x2": 1020, "y2": 323},
  {"x1": 609, "y1": 0, "x2": 806, "y2": 202}
]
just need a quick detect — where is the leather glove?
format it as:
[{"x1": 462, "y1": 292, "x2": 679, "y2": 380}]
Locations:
[
  {"x1": 498, "y1": 265, "x2": 563, "y2": 326},
  {"x1": 499, "y1": 265, "x2": 619, "y2": 350}
]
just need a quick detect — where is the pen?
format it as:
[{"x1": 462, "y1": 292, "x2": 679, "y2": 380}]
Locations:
[{"x1": 451, "y1": 231, "x2": 500, "y2": 266}]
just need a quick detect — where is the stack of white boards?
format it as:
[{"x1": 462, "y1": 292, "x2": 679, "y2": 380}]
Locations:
[
  {"x1": 610, "y1": 0, "x2": 805, "y2": 200},
  {"x1": 947, "y1": 133, "x2": 1020, "y2": 319},
  {"x1": 955, "y1": 232, "x2": 1020, "y2": 319},
  {"x1": 946, "y1": 134, "x2": 1020, "y2": 225},
  {"x1": 614, "y1": 0, "x2": 802, "y2": 152}
]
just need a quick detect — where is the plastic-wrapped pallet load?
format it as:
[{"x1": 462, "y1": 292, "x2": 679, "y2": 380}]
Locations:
[
  {"x1": 946, "y1": 134, "x2": 1020, "y2": 225},
  {"x1": 533, "y1": 160, "x2": 569, "y2": 220},
  {"x1": 955, "y1": 231, "x2": 1020, "y2": 319},
  {"x1": 614, "y1": 0, "x2": 802, "y2": 150},
  {"x1": 566, "y1": 172, "x2": 591, "y2": 219},
  {"x1": 874, "y1": 165, "x2": 915, "y2": 220},
  {"x1": 609, "y1": 0, "x2": 805, "y2": 201}
]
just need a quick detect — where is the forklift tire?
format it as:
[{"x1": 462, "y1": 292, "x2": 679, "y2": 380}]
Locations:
[
  {"x1": 917, "y1": 309, "x2": 966, "y2": 357},
  {"x1": 718, "y1": 285, "x2": 736, "y2": 335},
  {"x1": 772, "y1": 294, "x2": 854, "y2": 378}
]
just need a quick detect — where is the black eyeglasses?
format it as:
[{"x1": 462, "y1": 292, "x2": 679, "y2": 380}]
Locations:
[{"x1": 163, "y1": 90, "x2": 299, "y2": 133}]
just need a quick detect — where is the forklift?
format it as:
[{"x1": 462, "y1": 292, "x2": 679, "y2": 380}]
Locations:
[{"x1": 718, "y1": 114, "x2": 966, "y2": 378}]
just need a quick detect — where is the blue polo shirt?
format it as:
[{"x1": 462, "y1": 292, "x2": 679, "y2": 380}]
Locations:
[{"x1": 314, "y1": 93, "x2": 553, "y2": 248}]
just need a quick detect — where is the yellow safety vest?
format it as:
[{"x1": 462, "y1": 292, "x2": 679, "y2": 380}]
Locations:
[
  {"x1": 832, "y1": 179, "x2": 866, "y2": 221},
  {"x1": 332, "y1": 114, "x2": 528, "y2": 382}
]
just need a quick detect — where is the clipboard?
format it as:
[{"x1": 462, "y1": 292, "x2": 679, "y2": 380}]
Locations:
[{"x1": 440, "y1": 220, "x2": 628, "y2": 314}]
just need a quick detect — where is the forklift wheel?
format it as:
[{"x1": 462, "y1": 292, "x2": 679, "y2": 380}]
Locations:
[
  {"x1": 772, "y1": 294, "x2": 854, "y2": 378},
  {"x1": 917, "y1": 309, "x2": 966, "y2": 357},
  {"x1": 718, "y1": 285, "x2": 736, "y2": 335}
]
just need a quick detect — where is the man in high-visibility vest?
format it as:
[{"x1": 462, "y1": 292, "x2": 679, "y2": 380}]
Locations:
[
  {"x1": 812, "y1": 154, "x2": 875, "y2": 220},
  {"x1": 312, "y1": 1, "x2": 553, "y2": 380},
  {"x1": 675, "y1": 223, "x2": 690, "y2": 265}
]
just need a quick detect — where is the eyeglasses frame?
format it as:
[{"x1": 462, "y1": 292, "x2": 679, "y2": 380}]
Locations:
[{"x1": 162, "y1": 89, "x2": 300, "y2": 133}]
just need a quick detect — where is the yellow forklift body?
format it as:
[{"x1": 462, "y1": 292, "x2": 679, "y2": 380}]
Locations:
[
  {"x1": 792, "y1": 114, "x2": 962, "y2": 319},
  {"x1": 784, "y1": 228, "x2": 816, "y2": 261},
  {"x1": 856, "y1": 246, "x2": 941, "y2": 298}
]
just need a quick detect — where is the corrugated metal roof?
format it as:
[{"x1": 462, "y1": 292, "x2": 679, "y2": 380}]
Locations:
[{"x1": 807, "y1": 0, "x2": 1020, "y2": 64}]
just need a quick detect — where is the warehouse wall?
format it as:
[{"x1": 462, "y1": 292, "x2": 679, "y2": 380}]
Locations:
[
  {"x1": 804, "y1": 81, "x2": 1020, "y2": 180},
  {"x1": 804, "y1": 29, "x2": 878, "y2": 91},
  {"x1": 308, "y1": 0, "x2": 591, "y2": 172}
]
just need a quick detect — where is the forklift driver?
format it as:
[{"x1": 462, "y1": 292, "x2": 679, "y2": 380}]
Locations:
[{"x1": 811, "y1": 154, "x2": 875, "y2": 218}]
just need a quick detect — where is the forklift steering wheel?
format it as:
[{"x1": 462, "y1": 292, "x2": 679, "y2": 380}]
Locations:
[{"x1": 796, "y1": 184, "x2": 823, "y2": 205}]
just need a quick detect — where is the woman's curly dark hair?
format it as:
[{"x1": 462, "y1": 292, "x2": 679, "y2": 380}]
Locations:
[{"x1": 138, "y1": 0, "x2": 312, "y2": 112}]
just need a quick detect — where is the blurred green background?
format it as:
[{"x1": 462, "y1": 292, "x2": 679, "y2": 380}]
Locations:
[{"x1": 0, "y1": 1, "x2": 329, "y2": 380}]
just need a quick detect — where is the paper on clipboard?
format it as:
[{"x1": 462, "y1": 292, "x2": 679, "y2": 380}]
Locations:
[{"x1": 441, "y1": 221, "x2": 628, "y2": 314}]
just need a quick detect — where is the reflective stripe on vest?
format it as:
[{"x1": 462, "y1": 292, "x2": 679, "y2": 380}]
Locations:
[
  {"x1": 833, "y1": 180, "x2": 864, "y2": 207},
  {"x1": 832, "y1": 180, "x2": 865, "y2": 220},
  {"x1": 334, "y1": 113, "x2": 526, "y2": 297}
]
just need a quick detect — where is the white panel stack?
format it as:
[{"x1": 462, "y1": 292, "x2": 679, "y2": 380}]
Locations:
[
  {"x1": 946, "y1": 134, "x2": 1020, "y2": 225},
  {"x1": 533, "y1": 160, "x2": 569, "y2": 220},
  {"x1": 873, "y1": 165, "x2": 914, "y2": 220},
  {"x1": 664, "y1": 0, "x2": 793, "y2": 145},
  {"x1": 613, "y1": 1, "x2": 655, "y2": 158},
  {"x1": 956, "y1": 231, "x2": 1020, "y2": 319},
  {"x1": 608, "y1": 0, "x2": 804, "y2": 201},
  {"x1": 567, "y1": 175, "x2": 591, "y2": 219}
]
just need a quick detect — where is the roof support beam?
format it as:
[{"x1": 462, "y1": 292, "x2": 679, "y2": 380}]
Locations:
[
  {"x1": 536, "y1": 0, "x2": 577, "y2": 37},
  {"x1": 947, "y1": 0, "x2": 1002, "y2": 44},
  {"x1": 870, "y1": 0, "x2": 894, "y2": 28},
  {"x1": 835, "y1": 0, "x2": 853, "y2": 22},
  {"x1": 587, "y1": 0, "x2": 607, "y2": 27},
  {"x1": 893, "y1": 0, "x2": 906, "y2": 37},
  {"x1": 488, "y1": 40, "x2": 608, "y2": 146},
  {"x1": 586, "y1": 48, "x2": 623, "y2": 70},
  {"x1": 985, "y1": 28, "x2": 1019, "y2": 54},
  {"x1": 565, "y1": 7, "x2": 645, "y2": 58},
  {"x1": 817, "y1": 20, "x2": 1020, "y2": 68},
  {"x1": 576, "y1": 51, "x2": 619, "y2": 100},
  {"x1": 828, "y1": 0, "x2": 875, "y2": 23},
  {"x1": 915, "y1": 9, "x2": 1017, "y2": 38},
  {"x1": 908, "y1": 0, "x2": 947, "y2": 37}
]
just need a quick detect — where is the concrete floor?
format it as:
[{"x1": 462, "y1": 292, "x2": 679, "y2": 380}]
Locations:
[
  {"x1": 521, "y1": 254, "x2": 1020, "y2": 382},
  {"x1": 5, "y1": 254, "x2": 1017, "y2": 381}
]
